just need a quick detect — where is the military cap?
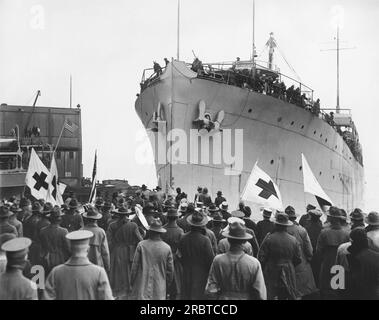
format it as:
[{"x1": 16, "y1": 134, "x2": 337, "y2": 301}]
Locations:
[
  {"x1": 66, "y1": 230, "x2": 94, "y2": 242},
  {"x1": 1, "y1": 237, "x2": 32, "y2": 253}
]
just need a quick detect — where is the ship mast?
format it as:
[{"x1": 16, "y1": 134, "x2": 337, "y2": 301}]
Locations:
[
  {"x1": 177, "y1": 0, "x2": 180, "y2": 60},
  {"x1": 266, "y1": 32, "x2": 276, "y2": 70},
  {"x1": 252, "y1": 0, "x2": 256, "y2": 64},
  {"x1": 336, "y1": 25, "x2": 340, "y2": 112}
]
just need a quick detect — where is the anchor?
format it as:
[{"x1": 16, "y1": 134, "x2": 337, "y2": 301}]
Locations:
[{"x1": 193, "y1": 100, "x2": 225, "y2": 134}]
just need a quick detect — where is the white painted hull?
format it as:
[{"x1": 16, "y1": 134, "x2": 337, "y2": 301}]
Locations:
[{"x1": 135, "y1": 61, "x2": 365, "y2": 218}]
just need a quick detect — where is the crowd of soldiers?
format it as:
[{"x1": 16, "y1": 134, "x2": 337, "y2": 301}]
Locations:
[{"x1": 1, "y1": 185, "x2": 378, "y2": 300}]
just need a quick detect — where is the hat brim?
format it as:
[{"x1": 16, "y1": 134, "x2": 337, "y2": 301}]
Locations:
[
  {"x1": 327, "y1": 214, "x2": 346, "y2": 220},
  {"x1": 113, "y1": 210, "x2": 131, "y2": 215},
  {"x1": 147, "y1": 227, "x2": 167, "y2": 233},
  {"x1": 221, "y1": 231, "x2": 252, "y2": 240},
  {"x1": 83, "y1": 213, "x2": 103, "y2": 220},
  {"x1": 365, "y1": 218, "x2": 379, "y2": 226},
  {"x1": 274, "y1": 220, "x2": 293, "y2": 226},
  {"x1": 186, "y1": 215, "x2": 208, "y2": 227}
]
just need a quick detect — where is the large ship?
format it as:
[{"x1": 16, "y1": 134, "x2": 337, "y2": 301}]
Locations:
[{"x1": 135, "y1": 33, "x2": 365, "y2": 216}]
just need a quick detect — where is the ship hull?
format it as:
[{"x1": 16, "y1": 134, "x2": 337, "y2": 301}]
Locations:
[{"x1": 135, "y1": 61, "x2": 365, "y2": 218}]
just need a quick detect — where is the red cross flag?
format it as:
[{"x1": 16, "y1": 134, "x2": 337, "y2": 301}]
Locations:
[
  {"x1": 47, "y1": 155, "x2": 64, "y2": 206},
  {"x1": 25, "y1": 148, "x2": 52, "y2": 201},
  {"x1": 241, "y1": 162, "x2": 283, "y2": 211}
]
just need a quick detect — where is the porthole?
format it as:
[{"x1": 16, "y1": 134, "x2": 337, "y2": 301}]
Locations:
[
  {"x1": 248, "y1": 109, "x2": 252, "y2": 113},
  {"x1": 145, "y1": 112, "x2": 148, "y2": 116},
  {"x1": 299, "y1": 166, "x2": 302, "y2": 171},
  {"x1": 301, "y1": 125, "x2": 304, "y2": 129},
  {"x1": 335, "y1": 146, "x2": 337, "y2": 149},
  {"x1": 290, "y1": 121, "x2": 294, "y2": 126},
  {"x1": 319, "y1": 171, "x2": 322, "y2": 176},
  {"x1": 320, "y1": 134, "x2": 323, "y2": 138},
  {"x1": 313, "y1": 130, "x2": 317, "y2": 135},
  {"x1": 270, "y1": 160, "x2": 274, "y2": 165},
  {"x1": 333, "y1": 175, "x2": 335, "y2": 179},
  {"x1": 325, "y1": 138, "x2": 328, "y2": 143},
  {"x1": 277, "y1": 117, "x2": 282, "y2": 122}
]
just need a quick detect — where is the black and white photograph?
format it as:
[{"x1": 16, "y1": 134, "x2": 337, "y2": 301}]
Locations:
[{"x1": 0, "y1": 0, "x2": 378, "y2": 307}]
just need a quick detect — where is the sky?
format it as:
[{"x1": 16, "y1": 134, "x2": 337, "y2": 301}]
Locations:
[{"x1": 0, "y1": 0, "x2": 378, "y2": 210}]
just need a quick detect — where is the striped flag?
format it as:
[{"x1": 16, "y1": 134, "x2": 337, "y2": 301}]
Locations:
[
  {"x1": 88, "y1": 150, "x2": 97, "y2": 205},
  {"x1": 64, "y1": 119, "x2": 79, "y2": 134}
]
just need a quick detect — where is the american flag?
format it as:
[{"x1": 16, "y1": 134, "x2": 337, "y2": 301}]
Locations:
[
  {"x1": 64, "y1": 119, "x2": 79, "y2": 133},
  {"x1": 89, "y1": 150, "x2": 97, "y2": 204}
]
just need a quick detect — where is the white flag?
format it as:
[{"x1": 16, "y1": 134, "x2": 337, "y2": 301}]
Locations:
[
  {"x1": 241, "y1": 162, "x2": 283, "y2": 211},
  {"x1": 47, "y1": 155, "x2": 64, "y2": 206},
  {"x1": 25, "y1": 148, "x2": 52, "y2": 201},
  {"x1": 301, "y1": 153, "x2": 333, "y2": 206}
]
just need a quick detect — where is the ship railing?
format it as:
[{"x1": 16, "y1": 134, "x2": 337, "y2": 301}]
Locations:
[
  {"x1": 188, "y1": 61, "x2": 314, "y2": 103},
  {"x1": 140, "y1": 66, "x2": 168, "y2": 90}
]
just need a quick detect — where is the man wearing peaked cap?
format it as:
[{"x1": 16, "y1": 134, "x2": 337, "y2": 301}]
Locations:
[
  {"x1": 206, "y1": 222, "x2": 267, "y2": 300},
  {"x1": 43, "y1": 230, "x2": 113, "y2": 300},
  {"x1": 39, "y1": 206, "x2": 70, "y2": 275},
  {"x1": 82, "y1": 205, "x2": 110, "y2": 273},
  {"x1": 0, "y1": 206, "x2": 17, "y2": 237},
  {"x1": 130, "y1": 219, "x2": 174, "y2": 300},
  {"x1": 0, "y1": 237, "x2": 38, "y2": 300}
]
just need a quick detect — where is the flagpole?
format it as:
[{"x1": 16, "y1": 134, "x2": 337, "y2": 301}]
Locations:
[{"x1": 53, "y1": 120, "x2": 66, "y2": 155}]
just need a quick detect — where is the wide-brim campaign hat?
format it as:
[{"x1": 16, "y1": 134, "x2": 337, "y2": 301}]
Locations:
[
  {"x1": 327, "y1": 207, "x2": 346, "y2": 220},
  {"x1": 306, "y1": 204, "x2": 316, "y2": 212},
  {"x1": 231, "y1": 210, "x2": 245, "y2": 218},
  {"x1": 274, "y1": 213, "x2": 293, "y2": 226},
  {"x1": 113, "y1": 206, "x2": 132, "y2": 215},
  {"x1": 83, "y1": 206, "x2": 103, "y2": 220},
  {"x1": 309, "y1": 209, "x2": 323, "y2": 217},
  {"x1": 46, "y1": 206, "x2": 64, "y2": 219},
  {"x1": 350, "y1": 210, "x2": 365, "y2": 221},
  {"x1": 365, "y1": 211, "x2": 379, "y2": 226},
  {"x1": 32, "y1": 202, "x2": 42, "y2": 212},
  {"x1": 10, "y1": 204, "x2": 22, "y2": 213},
  {"x1": 69, "y1": 199, "x2": 79, "y2": 209},
  {"x1": 187, "y1": 210, "x2": 208, "y2": 227},
  {"x1": 0, "y1": 206, "x2": 11, "y2": 218},
  {"x1": 146, "y1": 218, "x2": 166, "y2": 233},
  {"x1": 211, "y1": 213, "x2": 226, "y2": 223},
  {"x1": 164, "y1": 208, "x2": 181, "y2": 218},
  {"x1": 222, "y1": 222, "x2": 252, "y2": 240},
  {"x1": 207, "y1": 205, "x2": 219, "y2": 213},
  {"x1": 285, "y1": 206, "x2": 296, "y2": 218},
  {"x1": 42, "y1": 202, "x2": 54, "y2": 214}
]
